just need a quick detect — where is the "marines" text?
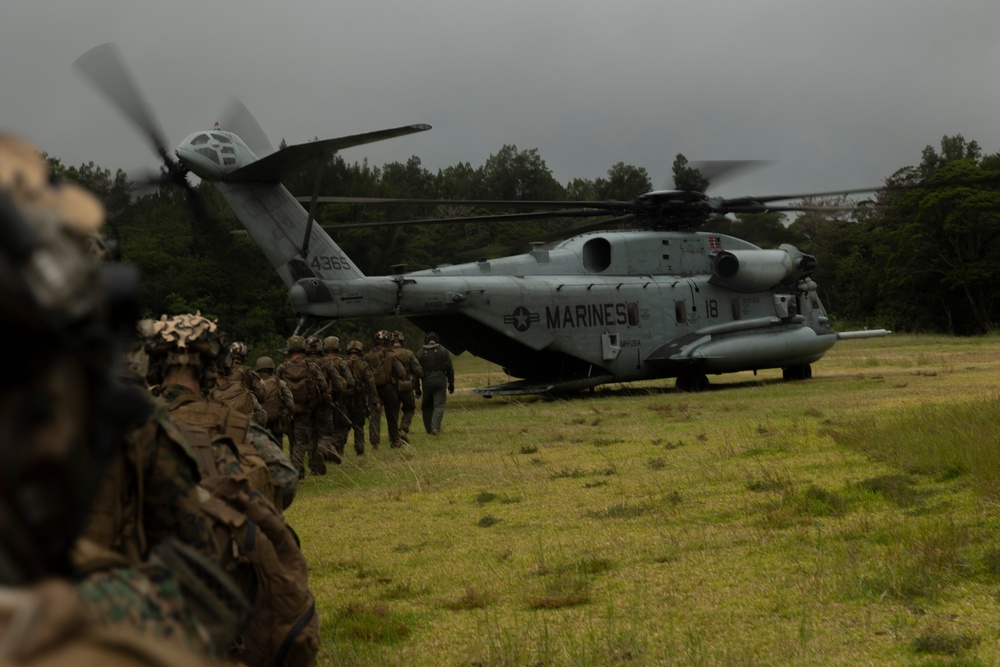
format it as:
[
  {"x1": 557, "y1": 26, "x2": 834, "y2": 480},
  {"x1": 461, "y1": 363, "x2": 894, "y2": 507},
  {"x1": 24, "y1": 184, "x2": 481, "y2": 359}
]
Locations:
[{"x1": 545, "y1": 303, "x2": 639, "y2": 329}]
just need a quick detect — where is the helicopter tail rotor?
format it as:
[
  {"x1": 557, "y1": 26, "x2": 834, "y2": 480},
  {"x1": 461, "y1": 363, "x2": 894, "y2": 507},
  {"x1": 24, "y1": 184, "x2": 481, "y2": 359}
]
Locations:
[{"x1": 74, "y1": 42, "x2": 204, "y2": 216}]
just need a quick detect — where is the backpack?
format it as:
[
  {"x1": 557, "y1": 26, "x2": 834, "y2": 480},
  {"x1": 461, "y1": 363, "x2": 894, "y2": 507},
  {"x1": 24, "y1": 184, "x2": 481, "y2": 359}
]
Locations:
[
  {"x1": 368, "y1": 348, "x2": 394, "y2": 387},
  {"x1": 168, "y1": 416, "x2": 318, "y2": 667},
  {"x1": 210, "y1": 375, "x2": 256, "y2": 417},
  {"x1": 165, "y1": 394, "x2": 275, "y2": 507},
  {"x1": 260, "y1": 376, "x2": 284, "y2": 423},
  {"x1": 318, "y1": 357, "x2": 345, "y2": 395},
  {"x1": 281, "y1": 359, "x2": 319, "y2": 412},
  {"x1": 199, "y1": 475, "x2": 319, "y2": 667}
]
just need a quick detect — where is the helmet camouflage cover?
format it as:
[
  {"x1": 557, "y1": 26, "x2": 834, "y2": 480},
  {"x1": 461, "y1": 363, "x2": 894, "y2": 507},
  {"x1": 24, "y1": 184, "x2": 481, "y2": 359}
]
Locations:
[
  {"x1": 374, "y1": 329, "x2": 391, "y2": 345},
  {"x1": 323, "y1": 335, "x2": 340, "y2": 352},
  {"x1": 228, "y1": 341, "x2": 249, "y2": 361},
  {"x1": 347, "y1": 339, "x2": 364, "y2": 354},
  {"x1": 305, "y1": 336, "x2": 323, "y2": 354},
  {"x1": 255, "y1": 355, "x2": 276, "y2": 372},
  {"x1": 287, "y1": 335, "x2": 306, "y2": 352},
  {"x1": 148, "y1": 313, "x2": 224, "y2": 370},
  {"x1": 391, "y1": 330, "x2": 404, "y2": 343}
]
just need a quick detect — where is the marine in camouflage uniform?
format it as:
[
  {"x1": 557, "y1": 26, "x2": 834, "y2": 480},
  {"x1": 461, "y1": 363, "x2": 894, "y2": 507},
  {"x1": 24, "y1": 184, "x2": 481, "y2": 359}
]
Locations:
[
  {"x1": 256, "y1": 355, "x2": 294, "y2": 443},
  {"x1": 148, "y1": 315, "x2": 299, "y2": 512},
  {"x1": 144, "y1": 315, "x2": 319, "y2": 664},
  {"x1": 391, "y1": 330, "x2": 424, "y2": 443},
  {"x1": 306, "y1": 335, "x2": 344, "y2": 464},
  {"x1": 209, "y1": 340, "x2": 267, "y2": 427},
  {"x1": 277, "y1": 335, "x2": 329, "y2": 477},
  {"x1": 324, "y1": 336, "x2": 355, "y2": 459},
  {"x1": 228, "y1": 342, "x2": 267, "y2": 403},
  {"x1": 345, "y1": 340, "x2": 380, "y2": 455},
  {"x1": 366, "y1": 330, "x2": 408, "y2": 448},
  {"x1": 0, "y1": 131, "x2": 231, "y2": 665}
]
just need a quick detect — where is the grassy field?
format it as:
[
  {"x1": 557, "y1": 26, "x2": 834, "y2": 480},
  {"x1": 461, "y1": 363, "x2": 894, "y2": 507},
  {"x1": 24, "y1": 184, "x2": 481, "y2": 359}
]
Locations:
[{"x1": 286, "y1": 334, "x2": 1000, "y2": 666}]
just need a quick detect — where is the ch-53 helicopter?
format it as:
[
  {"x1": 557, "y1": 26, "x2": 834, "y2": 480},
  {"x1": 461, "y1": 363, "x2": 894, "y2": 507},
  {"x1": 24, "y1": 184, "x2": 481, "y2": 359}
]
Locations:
[{"x1": 76, "y1": 43, "x2": 889, "y2": 397}]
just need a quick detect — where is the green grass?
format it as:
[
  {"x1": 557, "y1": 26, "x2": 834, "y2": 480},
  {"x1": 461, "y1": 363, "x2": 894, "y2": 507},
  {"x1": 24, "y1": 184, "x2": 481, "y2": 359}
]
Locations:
[{"x1": 286, "y1": 333, "x2": 1000, "y2": 666}]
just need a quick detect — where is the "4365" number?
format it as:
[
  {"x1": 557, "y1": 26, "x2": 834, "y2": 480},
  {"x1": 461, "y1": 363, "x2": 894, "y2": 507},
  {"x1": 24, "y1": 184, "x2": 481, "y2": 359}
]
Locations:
[{"x1": 310, "y1": 255, "x2": 351, "y2": 271}]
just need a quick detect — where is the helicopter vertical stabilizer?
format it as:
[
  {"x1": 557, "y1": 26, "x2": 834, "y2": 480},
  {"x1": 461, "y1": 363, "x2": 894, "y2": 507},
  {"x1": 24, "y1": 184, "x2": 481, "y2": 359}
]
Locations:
[{"x1": 213, "y1": 180, "x2": 363, "y2": 287}]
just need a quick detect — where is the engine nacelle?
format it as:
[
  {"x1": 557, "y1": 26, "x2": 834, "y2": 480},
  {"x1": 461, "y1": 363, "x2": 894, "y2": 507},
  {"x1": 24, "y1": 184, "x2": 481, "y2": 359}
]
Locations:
[{"x1": 709, "y1": 244, "x2": 816, "y2": 293}]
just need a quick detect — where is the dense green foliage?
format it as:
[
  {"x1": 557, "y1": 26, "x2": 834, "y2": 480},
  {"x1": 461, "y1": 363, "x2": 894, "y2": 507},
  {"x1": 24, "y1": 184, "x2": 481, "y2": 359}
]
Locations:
[{"x1": 48, "y1": 134, "x2": 1000, "y2": 355}]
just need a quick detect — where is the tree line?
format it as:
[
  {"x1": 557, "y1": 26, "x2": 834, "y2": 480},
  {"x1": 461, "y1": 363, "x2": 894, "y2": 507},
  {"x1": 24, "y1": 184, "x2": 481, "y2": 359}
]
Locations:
[{"x1": 47, "y1": 133, "x2": 1000, "y2": 361}]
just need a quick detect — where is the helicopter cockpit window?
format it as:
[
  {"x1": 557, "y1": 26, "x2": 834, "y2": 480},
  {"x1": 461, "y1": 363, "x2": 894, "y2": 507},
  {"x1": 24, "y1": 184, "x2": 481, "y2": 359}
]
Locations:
[
  {"x1": 582, "y1": 238, "x2": 612, "y2": 273},
  {"x1": 190, "y1": 134, "x2": 210, "y2": 145},
  {"x1": 211, "y1": 133, "x2": 232, "y2": 144},
  {"x1": 674, "y1": 300, "x2": 687, "y2": 324}
]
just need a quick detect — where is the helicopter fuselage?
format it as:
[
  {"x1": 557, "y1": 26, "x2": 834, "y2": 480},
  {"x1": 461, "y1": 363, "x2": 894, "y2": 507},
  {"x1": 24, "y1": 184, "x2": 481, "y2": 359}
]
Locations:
[
  {"x1": 175, "y1": 129, "x2": 885, "y2": 396},
  {"x1": 284, "y1": 227, "x2": 836, "y2": 389}
]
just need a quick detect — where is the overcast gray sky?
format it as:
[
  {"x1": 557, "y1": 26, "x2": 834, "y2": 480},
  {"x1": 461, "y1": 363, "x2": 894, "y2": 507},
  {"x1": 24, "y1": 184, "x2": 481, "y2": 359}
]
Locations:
[{"x1": 4, "y1": 0, "x2": 1000, "y2": 201}]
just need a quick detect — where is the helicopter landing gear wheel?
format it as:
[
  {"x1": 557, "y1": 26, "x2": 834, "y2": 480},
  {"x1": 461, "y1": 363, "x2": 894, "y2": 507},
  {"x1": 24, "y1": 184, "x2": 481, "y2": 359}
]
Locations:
[
  {"x1": 675, "y1": 370, "x2": 709, "y2": 393},
  {"x1": 782, "y1": 364, "x2": 812, "y2": 381}
]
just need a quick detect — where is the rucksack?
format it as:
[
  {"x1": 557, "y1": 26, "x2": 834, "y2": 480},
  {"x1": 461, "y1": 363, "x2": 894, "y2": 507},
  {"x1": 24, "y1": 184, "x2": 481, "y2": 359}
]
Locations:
[
  {"x1": 165, "y1": 394, "x2": 275, "y2": 508},
  {"x1": 199, "y1": 476, "x2": 319, "y2": 667},
  {"x1": 210, "y1": 375, "x2": 256, "y2": 417},
  {"x1": 260, "y1": 376, "x2": 284, "y2": 423},
  {"x1": 368, "y1": 348, "x2": 394, "y2": 387},
  {"x1": 168, "y1": 413, "x2": 318, "y2": 667},
  {"x1": 281, "y1": 359, "x2": 319, "y2": 412}
]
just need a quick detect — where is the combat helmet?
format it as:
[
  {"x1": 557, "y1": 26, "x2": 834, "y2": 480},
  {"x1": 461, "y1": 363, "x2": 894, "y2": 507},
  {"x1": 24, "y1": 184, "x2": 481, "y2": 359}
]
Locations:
[
  {"x1": 229, "y1": 341, "x2": 250, "y2": 362},
  {"x1": 374, "y1": 329, "x2": 391, "y2": 346},
  {"x1": 0, "y1": 133, "x2": 139, "y2": 582},
  {"x1": 391, "y1": 330, "x2": 405, "y2": 344},
  {"x1": 287, "y1": 335, "x2": 306, "y2": 353},
  {"x1": 425, "y1": 331, "x2": 440, "y2": 344},
  {"x1": 148, "y1": 312, "x2": 224, "y2": 371},
  {"x1": 146, "y1": 313, "x2": 225, "y2": 389},
  {"x1": 305, "y1": 335, "x2": 323, "y2": 355},
  {"x1": 255, "y1": 355, "x2": 276, "y2": 373},
  {"x1": 323, "y1": 335, "x2": 341, "y2": 352},
  {"x1": 346, "y1": 339, "x2": 364, "y2": 354}
]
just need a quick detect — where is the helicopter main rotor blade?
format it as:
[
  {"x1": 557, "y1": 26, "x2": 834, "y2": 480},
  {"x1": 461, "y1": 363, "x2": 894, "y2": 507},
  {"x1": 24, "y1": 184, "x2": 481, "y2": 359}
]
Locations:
[
  {"x1": 299, "y1": 196, "x2": 629, "y2": 210},
  {"x1": 740, "y1": 173, "x2": 1000, "y2": 206},
  {"x1": 725, "y1": 204, "x2": 871, "y2": 214},
  {"x1": 724, "y1": 186, "x2": 884, "y2": 206},
  {"x1": 321, "y1": 208, "x2": 614, "y2": 230},
  {"x1": 75, "y1": 43, "x2": 213, "y2": 222}
]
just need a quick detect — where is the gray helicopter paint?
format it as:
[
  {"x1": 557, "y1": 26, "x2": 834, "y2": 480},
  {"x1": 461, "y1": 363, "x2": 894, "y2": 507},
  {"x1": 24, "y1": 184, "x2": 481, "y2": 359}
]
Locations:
[{"x1": 172, "y1": 128, "x2": 889, "y2": 395}]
